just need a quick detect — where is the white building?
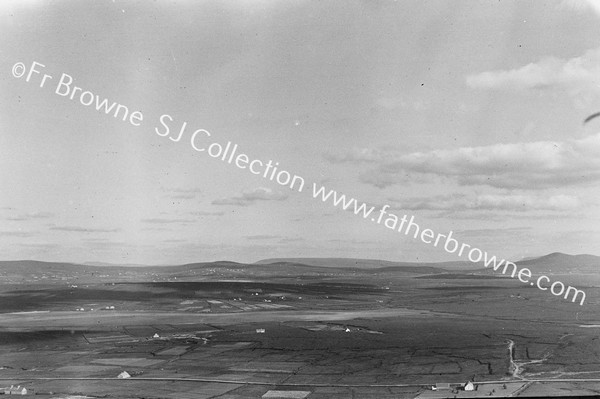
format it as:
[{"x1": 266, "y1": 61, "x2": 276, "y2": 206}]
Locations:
[
  {"x1": 3, "y1": 385, "x2": 27, "y2": 395},
  {"x1": 118, "y1": 371, "x2": 131, "y2": 379}
]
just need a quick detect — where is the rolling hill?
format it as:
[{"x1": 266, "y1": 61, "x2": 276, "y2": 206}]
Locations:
[{"x1": 515, "y1": 252, "x2": 600, "y2": 274}]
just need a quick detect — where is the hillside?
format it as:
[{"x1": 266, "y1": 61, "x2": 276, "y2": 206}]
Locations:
[
  {"x1": 515, "y1": 252, "x2": 600, "y2": 274},
  {"x1": 256, "y1": 257, "x2": 479, "y2": 271}
]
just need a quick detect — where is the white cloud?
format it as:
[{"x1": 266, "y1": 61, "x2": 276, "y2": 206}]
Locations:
[
  {"x1": 4, "y1": 211, "x2": 54, "y2": 221},
  {"x1": 245, "y1": 235, "x2": 281, "y2": 240},
  {"x1": 466, "y1": 47, "x2": 600, "y2": 100},
  {"x1": 212, "y1": 187, "x2": 288, "y2": 206},
  {"x1": 331, "y1": 133, "x2": 600, "y2": 189},
  {"x1": 560, "y1": 0, "x2": 600, "y2": 16},
  {"x1": 141, "y1": 218, "x2": 195, "y2": 224},
  {"x1": 390, "y1": 193, "x2": 581, "y2": 212},
  {"x1": 49, "y1": 226, "x2": 121, "y2": 233},
  {"x1": 324, "y1": 147, "x2": 387, "y2": 163}
]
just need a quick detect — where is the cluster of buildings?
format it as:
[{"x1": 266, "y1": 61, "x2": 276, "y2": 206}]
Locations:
[
  {"x1": 2, "y1": 385, "x2": 27, "y2": 395},
  {"x1": 432, "y1": 381, "x2": 475, "y2": 392}
]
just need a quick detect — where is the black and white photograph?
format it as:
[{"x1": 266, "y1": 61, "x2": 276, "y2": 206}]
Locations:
[{"x1": 1, "y1": 1, "x2": 600, "y2": 398}]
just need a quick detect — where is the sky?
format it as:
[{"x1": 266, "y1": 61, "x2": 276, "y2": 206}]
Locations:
[{"x1": 1, "y1": 0, "x2": 600, "y2": 265}]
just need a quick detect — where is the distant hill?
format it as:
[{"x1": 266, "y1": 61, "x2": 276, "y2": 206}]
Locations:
[
  {"x1": 83, "y1": 261, "x2": 160, "y2": 267},
  {"x1": 0, "y1": 260, "x2": 87, "y2": 273},
  {"x1": 515, "y1": 252, "x2": 600, "y2": 274},
  {"x1": 1, "y1": 253, "x2": 597, "y2": 284},
  {"x1": 256, "y1": 257, "x2": 478, "y2": 271},
  {"x1": 0, "y1": 259, "x2": 449, "y2": 284}
]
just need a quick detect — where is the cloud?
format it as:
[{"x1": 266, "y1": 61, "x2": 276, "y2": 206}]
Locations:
[
  {"x1": 172, "y1": 188, "x2": 203, "y2": 193},
  {"x1": 560, "y1": 0, "x2": 600, "y2": 16},
  {"x1": 454, "y1": 227, "x2": 532, "y2": 237},
  {"x1": 278, "y1": 237, "x2": 305, "y2": 243},
  {"x1": 245, "y1": 235, "x2": 281, "y2": 240},
  {"x1": 189, "y1": 211, "x2": 225, "y2": 217},
  {"x1": 0, "y1": 230, "x2": 37, "y2": 237},
  {"x1": 389, "y1": 193, "x2": 581, "y2": 212},
  {"x1": 170, "y1": 193, "x2": 196, "y2": 200},
  {"x1": 466, "y1": 47, "x2": 600, "y2": 100},
  {"x1": 333, "y1": 133, "x2": 600, "y2": 189},
  {"x1": 164, "y1": 187, "x2": 203, "y2": 200},
  {"x1": 212, "y1": 187, "x2": 288, "y2": 206},
  {"x1": 15, "y1": 242, "x2": 60, "y2": 249},
  {"x1": 5, "y1": 212, "x2": 54, "y2": 221},
  {"x1": 324, "y1": 147, "x2": 387, "y2": 164},
  {"x1": 49, "y1": 226, "x2": 120, "y2": 233},
  {"x1": 141, "y1": 218, "x2": 195, "y2": 224}
]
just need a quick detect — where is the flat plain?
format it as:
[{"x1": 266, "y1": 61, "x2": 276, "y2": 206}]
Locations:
[{"x1": 1, "y1": 254, "x2": 600, "y2": 398}]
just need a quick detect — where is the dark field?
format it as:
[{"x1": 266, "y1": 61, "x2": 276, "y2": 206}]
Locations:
[{"x1": 1, "y1": 260, "x2": 600, "y2": 398}]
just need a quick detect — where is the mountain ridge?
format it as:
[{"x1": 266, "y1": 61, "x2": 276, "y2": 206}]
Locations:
[{"x1": 0, "y1": 252, "x2": 597, "y2": 274}]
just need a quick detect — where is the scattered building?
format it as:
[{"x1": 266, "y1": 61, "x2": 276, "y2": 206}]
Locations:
[
  {"x1": 256, "y1": 328, "x2": 266, "y2": 334},
  {"x1": 432, "y1": 382, "x2": 476, "y2": 392},
  {"x1": 3, "y1": 385, "x2": 27, "y2": 395},
  {"x1": 432, "y1": 383, "x2": 450, "y2": 391},
  {"x1": 117, "y1": 371, "x2": 131, "y2": 379}
]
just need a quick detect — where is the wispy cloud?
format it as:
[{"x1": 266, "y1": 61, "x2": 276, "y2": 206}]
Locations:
[
  {"x1": 245, "y1": 234, "x2": 281, "y2": 240},
  {"x1": 389, "y1": 193, "x2": 581, "y2": 212},
  {"x1": 324, "y1": 147, "x2": 387, "y2": 164},
  {"x1": 49, "y1": 226, "x2": 121, "y2": 233},
  {"x1": 278, "y1": 237, "x2": 305, "y2": 243},
  {"x1": 158, "y1": 187, "x2": 204, "y2": 200},
  {"x1": 212, "y1": 187, "x2": 288, "y2": 206},
  {"x1": 466, "y1": 47, "x2": 600, "y2": 102},
  {"x1": 5, "y1": 212, "x2": 54, "y2": 221},
  {"x1": 560, "y1": 0, "x2": 600, "y2": 16},
  {"x1": 141, "y1": 218, "x2": 195, "y2": 224},
  {"x1": 454, "y1": 227, "x2": 532, "y2": 237},
  {"x1": 0, "y1": 230, "x2": 37, "y2": 237},
  {"x1": 331, "y1": 133, "x2": 600, "y2": 190},
  {"x1": 189, "y1": 210, "x2": 225, "y2": 217},
  {"x1": 15, "y1": 242, "x2": 60, "y2": 249}
]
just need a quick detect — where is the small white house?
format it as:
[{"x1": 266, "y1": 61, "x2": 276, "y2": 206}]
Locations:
[
  {"x1": 118, "y1": 371, "x2": 131, "y2": 379},
  {"x1": 464, "y1": 381, "x2": 475, "y2": 391},
  {"x1": 256, "y1": 328, "x2": 266, "y2": 334}
]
